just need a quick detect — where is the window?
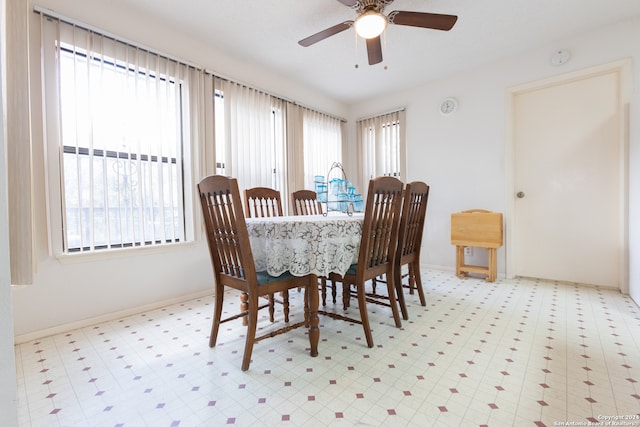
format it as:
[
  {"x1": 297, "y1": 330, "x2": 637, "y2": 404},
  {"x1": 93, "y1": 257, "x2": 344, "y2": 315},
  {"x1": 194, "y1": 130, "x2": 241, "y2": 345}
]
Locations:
[
  {"x1": 212, "y1": 79, "x2": 286, "y2": 194},
  {"x1": 378, "y1": 119, "x2": 401, "y2": 177},
  {"x1": 41, "y1": 18, "x2": 189, "y2": 254},
  {"x1": 31, "y1": 10, "x2": 346, "y2": 273},
  {"x1": 302, "y1": 109, "x2": 343, "y2": 190},
  {"x1": 357, "y1": 110, "x2": 406, "y2": 184}
]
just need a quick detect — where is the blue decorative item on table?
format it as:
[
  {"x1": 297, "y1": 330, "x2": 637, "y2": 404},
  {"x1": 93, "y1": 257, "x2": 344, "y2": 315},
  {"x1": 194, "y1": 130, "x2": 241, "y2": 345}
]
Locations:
[{"x1": 319, "y1": 162, "x2": 362, "y2": 216}]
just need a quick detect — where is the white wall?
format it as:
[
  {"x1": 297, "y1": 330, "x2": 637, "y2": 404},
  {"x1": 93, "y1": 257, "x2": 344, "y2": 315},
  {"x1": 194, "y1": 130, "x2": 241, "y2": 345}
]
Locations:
[{"x1": 347, "y1": 17, "x2": 640, "y2": 304}]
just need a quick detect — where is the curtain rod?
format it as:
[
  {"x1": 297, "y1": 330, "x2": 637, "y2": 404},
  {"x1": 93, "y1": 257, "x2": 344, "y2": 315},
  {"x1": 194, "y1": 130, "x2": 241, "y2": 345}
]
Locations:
[
  {"x1": 356, "y1": 107, "x2": 406, "y2": 122},
  {"x1": 204, "y1": 69, "x2": 347, "y2": 123},
  {"x1": 34, "y1": 5, "x2": 347, "y2": 123},
  {"x1": 33, "y1": 5, "x2": 202, "y2": 70}
]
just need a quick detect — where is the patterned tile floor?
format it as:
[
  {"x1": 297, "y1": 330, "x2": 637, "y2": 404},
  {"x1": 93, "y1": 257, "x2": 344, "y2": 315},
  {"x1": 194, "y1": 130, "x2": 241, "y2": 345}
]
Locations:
[{"x1": 15, "y1": 269, "x2": 640, "y2": 427}]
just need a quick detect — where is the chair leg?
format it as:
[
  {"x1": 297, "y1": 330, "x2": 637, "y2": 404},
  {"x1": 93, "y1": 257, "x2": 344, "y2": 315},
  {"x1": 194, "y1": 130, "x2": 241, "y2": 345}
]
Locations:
[
  {"x1": 268, "y1": 294, "x2": 275, "y2": 322},
  {"x1": 282, "y1": 290, "x2": 290, "y2": 323},
  {"x1": 355, "y1": 282, "x2": 374, "y2": 348},
  {"x1": 209, "y1": 284, "x2": 225, "y2": 348},
  {"x1": 394, "y1": 266, "x2": 409, "y2": 322},
  {"x1": 304, "y1": 284, "x2": 310, "y2": 328},
  {"x1": 385, "y1": 269, "x2": 403, "y2": 328},
  {"x1": 342, "y1": 282, "x2": 351, "y2": 310},
  {"x1": 412, "y1": 261, "x2": 426, "y2": 306},
  {"x1": 241, "y1": 294, "x2": 259, "y2": 371},
  {"x1": 407, "y1": 265, "x2": 416, "y2": 294},
  {"x1": 240, "y1": 292, "x2": 249, "y2": 326},
  {"x1": 331, "y1": 280, "x2": 337, "y2": 304},
  {"x1": 320, "y1": 277, "x2": 327, "y2": 306}
]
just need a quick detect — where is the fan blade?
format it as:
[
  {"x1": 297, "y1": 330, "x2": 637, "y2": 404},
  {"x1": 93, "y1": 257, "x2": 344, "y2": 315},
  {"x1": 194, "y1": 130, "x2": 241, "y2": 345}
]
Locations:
[
  {"x1": 388, "y1": 11, "x2": 458, "y2": 31},
  {"x1": 337, "y1": 0, "x2": 359, "y2": 7},
  {"x1": 298, "y1": 21, "x2": 353, "y2": 47},
  {"x1": 366, "y1": 36, "x2": 383, "y2": 65}
]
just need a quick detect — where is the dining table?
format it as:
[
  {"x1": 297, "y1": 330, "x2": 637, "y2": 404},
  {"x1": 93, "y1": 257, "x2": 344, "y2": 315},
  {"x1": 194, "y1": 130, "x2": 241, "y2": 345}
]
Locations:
[
  {"x1": 246, "y1": 212, "x2": 364, "y2": 279},
  {"x1": 245, "y1": 212, "x2": 364, "y2": 355}
]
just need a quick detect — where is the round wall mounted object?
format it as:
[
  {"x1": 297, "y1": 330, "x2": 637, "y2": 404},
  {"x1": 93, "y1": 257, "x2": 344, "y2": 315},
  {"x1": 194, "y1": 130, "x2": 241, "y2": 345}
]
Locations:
[
  {"x1": 550, "y1": 49, "x2": 571, "y2": 66},
  {"x1": 440, "y1": 97, "x2": 458, "y2": 115}
]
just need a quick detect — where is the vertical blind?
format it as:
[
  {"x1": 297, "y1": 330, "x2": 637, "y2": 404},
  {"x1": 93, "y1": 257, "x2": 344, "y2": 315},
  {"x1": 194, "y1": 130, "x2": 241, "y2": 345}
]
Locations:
[
  {"x1": 357, "y1": 109, "x2": 406, "y2": 190},
  {"x1": 213, "y1": 78, "x2": 286, "y2": 195},
  {"x1": 209, "y1": 79, "x2": 344, "y2": 203},
  {"x1": 302, "y1": 108, "x2": 343, "y2": 191}
]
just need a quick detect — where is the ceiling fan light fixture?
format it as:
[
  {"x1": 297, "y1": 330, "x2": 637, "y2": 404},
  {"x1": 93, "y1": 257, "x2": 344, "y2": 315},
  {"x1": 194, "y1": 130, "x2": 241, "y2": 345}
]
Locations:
[{"x1": 355, "y1": 10, "x2": 387, "y2": 39}]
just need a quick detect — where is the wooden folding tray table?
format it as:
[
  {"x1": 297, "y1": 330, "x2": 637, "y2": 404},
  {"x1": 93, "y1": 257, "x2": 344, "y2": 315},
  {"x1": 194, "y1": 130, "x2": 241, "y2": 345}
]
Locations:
[{"x1": 451, "y1": 209, "x2": 503, "y2": 282}]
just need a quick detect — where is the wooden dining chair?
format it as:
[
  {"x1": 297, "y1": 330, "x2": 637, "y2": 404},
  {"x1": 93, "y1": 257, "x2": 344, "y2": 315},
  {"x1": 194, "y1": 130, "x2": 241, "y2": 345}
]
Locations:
[
  {"x1": 370, "y1": 181, "x2": 430, "y2": 320},
  {"x1": 243, "y1": 186, "x2": 287, "y2": 324},
  {"x1": 291, "y1": 190, "x2": 323, "y2": 216},
  {"x1": 395, "y1": 182, "x2": 430, "y2": 308},
  {"x1": 198, "y1": 175, "x2": 319, "y2": 371},
  {"x1": 244, "y1": 187, "x2": 284, "y2": 218},
  {"x1": 325, "y1": 176, "x2": 404, "y2": 347},
  {"x1": 291, "y1": 189, "x2": 333, "y2": 305}
]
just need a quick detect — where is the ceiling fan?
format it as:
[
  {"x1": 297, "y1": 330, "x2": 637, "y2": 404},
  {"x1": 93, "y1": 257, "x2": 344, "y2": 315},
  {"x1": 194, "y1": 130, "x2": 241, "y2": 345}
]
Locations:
[{"x1": 298, "y1": 0, "x2": 458, "y2": 65}]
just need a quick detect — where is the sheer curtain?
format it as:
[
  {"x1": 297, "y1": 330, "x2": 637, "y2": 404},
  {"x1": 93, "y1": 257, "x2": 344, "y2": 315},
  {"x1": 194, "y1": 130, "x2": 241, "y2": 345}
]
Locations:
[
  {"x1": 214, "y1": 78, "x2": 286, "y2": 196},
  {"x1": 6, "y1": 0, "x2": 33, "y2": 283},
  {"x1": 285, "y1": 103, "x2": 305, "y2": 197},
  {"x1": 356, "y1": 109, "x2": 406, "y2": 193},
  {"x1": 195, "y1": 73, "x2": 216, "y2": 179},
  {"x1": 301, "y1": 108, "x2": 343, "y2": 191}
]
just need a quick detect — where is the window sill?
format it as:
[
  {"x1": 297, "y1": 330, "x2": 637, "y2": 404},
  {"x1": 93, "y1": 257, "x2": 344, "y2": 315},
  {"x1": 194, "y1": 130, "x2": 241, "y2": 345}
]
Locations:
[{"x1": 55, "y1": 241, "x2": 197, "y2": 265}]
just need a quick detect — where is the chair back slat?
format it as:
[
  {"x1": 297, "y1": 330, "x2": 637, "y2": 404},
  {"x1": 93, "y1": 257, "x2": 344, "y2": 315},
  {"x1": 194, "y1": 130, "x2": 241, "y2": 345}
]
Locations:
[
  {"x1": 358, "y1": 176, "x2": 404, "y2": 275},
  {"x1": 244, "y1": 187, "x2": 284, "y2": 218},
  {"x1": 291, "y1": 190, "x2": 322, "y2": 216}
]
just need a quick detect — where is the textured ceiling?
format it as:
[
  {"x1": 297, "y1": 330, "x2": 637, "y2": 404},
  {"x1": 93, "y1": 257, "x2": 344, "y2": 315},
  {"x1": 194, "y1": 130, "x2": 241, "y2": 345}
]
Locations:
[{"x1": 114, "y1": 0, "x2": 640, "y2": 104}]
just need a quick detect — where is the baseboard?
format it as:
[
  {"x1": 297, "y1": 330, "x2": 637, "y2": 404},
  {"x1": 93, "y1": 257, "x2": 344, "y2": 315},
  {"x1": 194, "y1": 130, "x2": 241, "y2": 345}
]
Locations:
[
  {"x1": 14, "y1": 289, "x2": 213, "y2": 344},
  {"x1": 13, "y1": 265, "x2": 488, "y2": 344},
  {"x1": 424, "y1": 264, "x2": 506, "y2": 280},
  {"x1": 424, "y1": 264, "x2": 455, "y2": 273}
]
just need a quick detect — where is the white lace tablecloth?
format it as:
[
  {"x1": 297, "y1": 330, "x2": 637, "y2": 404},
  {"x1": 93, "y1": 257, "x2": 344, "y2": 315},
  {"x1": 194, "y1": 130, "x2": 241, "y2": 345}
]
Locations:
[{"x1": 246, "y1": 213, "x2": 363, "y2": 277}]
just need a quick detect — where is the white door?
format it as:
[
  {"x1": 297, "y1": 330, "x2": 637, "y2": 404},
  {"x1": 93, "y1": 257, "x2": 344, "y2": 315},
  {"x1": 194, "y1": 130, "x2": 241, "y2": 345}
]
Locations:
[{"x1": 512, "y1": 70, "x2": 623, "y2": 287}]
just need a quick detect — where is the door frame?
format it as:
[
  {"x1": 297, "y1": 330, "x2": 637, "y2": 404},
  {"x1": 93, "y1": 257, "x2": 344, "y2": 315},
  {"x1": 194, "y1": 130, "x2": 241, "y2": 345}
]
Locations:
[{"x1": 505, "y1": 59, "x2": 632, "y2": 292}]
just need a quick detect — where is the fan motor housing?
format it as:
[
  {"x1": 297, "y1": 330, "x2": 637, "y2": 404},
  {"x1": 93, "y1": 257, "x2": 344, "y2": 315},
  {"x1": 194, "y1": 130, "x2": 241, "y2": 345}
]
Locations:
[{"x1": 357, "y1": 0, "x2": 393, "y2": 13}]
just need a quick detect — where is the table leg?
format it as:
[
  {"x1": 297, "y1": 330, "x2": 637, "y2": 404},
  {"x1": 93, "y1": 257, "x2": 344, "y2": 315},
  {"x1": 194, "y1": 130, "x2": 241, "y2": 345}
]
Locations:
[
  {"x1": 488, "y1": 248, "x2": 497, "y2": 282},
  {"x1": 455, "y1": 246, "x2": 465, "y2": 277},
  {"x1": 307, "y1": 274, "x2": 320, "y2": 357}
]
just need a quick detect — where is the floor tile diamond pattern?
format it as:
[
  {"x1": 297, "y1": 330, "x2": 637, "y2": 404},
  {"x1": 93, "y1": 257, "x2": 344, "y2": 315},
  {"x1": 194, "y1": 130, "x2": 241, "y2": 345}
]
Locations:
[{"x1": 15, "y1": 270, "x2": 640, "y2": 426}]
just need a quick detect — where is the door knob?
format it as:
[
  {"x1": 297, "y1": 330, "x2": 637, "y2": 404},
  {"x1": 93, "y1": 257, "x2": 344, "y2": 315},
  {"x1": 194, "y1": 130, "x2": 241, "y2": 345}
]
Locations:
[{"x1": 516, "y1": 191, "x2": 525, "y2": 199}]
